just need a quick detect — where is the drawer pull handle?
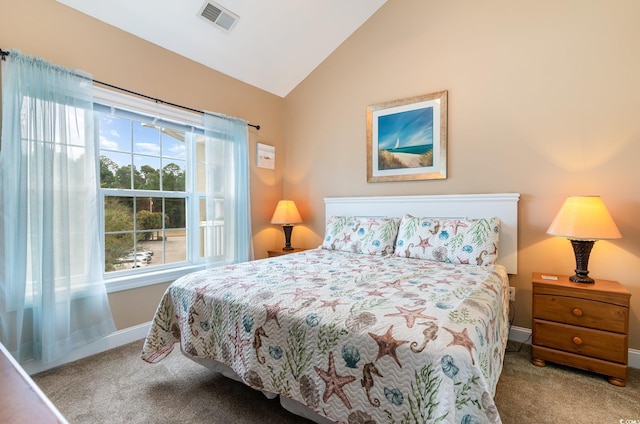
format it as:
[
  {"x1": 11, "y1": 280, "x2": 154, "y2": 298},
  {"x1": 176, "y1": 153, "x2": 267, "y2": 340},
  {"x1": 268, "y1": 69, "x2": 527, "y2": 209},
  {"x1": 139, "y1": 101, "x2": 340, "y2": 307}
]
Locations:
[
  {"x1": 572, "y1": 308, "x2": 583, "y2": 317},
  {"x1": 572, "y1": 336, "x2": 583, "y2": 345}
]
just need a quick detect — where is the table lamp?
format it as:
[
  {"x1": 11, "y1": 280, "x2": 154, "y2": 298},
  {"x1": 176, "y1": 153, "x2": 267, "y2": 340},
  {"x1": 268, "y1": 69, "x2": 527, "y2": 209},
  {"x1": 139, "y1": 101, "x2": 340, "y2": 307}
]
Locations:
[
  {"x1": 546, "y1": 195, "x2": 621, "y2": 283},
  {"x1": 271, "y1": 200, "x2": 302, "y2": 251}
]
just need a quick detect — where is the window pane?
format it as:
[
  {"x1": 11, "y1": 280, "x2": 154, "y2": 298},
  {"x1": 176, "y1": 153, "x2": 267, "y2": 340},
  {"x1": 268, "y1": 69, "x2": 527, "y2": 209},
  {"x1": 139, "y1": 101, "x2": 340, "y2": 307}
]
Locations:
[
  {"x1": 134, "y1": 155, "x2": 161, "y2": 190},
  {"x1": 165, "y1": 198, "x2": 186, "y2": 229},
  {"x1": 199, "y1": 197, "x2": 224, "y2": 258},
  {"x1": 100, "y1": 151, "x2": 132, "y2": 189},
  {"x1": 140, "y1": 235, "x2": 163, "y2": 269},
  {"x1": 99, "y1": 115, "x2": 132, "y2": 153},
  {"x1": 196, "y1": 163, "x2": 205, "y2": 193},
  {"x1": 136, "y1": 197, "x2": 163, "y2": 232},
  {"x1": 165, "y1": 230, "x2": 186, "y2": 264},
  {"x1": 104, "y1": 196, "x2": 134, "y2": 232},
  {"x1": 162, "y1": 130, "x2": 186, "y2": 160},
  {"x1": 196, "y1": 135, "x2": 205, "y2": 162},
  {"x1": 133, "y1": 122, "x2": 160, "y2": 156},
  {"x1": 105, "y1": 233, "x2": 134, "y2": 272},
  {"x1": 162, "y1": 160, "x2": 186, "y2": 191},
  {"x1": 137, "y1": 229, "x2": 186, "y2": 267},
  {"x1": 199, "y1": 198, "x2": 206, "y2": 258}
]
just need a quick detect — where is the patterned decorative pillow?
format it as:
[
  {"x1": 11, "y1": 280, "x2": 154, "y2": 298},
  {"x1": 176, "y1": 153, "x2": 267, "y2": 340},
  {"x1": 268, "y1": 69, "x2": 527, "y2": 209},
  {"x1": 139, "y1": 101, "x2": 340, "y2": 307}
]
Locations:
[
  {"x1": 321, "y1": 216, "x2": 400, "y2": 256},
  {"x1": 393, "y1": 214, "x2": 501, "y2": 265}
]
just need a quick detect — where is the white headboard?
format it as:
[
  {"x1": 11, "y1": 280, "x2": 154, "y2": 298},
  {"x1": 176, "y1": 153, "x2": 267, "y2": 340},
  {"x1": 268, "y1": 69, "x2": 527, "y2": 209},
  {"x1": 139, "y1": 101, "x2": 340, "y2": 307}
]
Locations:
[{"x1": 324, "y1": 193, "x2": 520, "y2": 274}]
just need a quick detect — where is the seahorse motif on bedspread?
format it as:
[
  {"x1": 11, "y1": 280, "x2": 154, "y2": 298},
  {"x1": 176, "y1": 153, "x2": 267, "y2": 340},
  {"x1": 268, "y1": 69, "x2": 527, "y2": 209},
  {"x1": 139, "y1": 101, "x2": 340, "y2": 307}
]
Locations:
[
  {"x1": 361, "y1": 362, "x2": 383, "y2": 407},
  {"x1": 410, "y1": 321, "x2": 439, "y2": 353},
  {"x1": 253, "y1": 326, "x2": 268, "y2": 364}
]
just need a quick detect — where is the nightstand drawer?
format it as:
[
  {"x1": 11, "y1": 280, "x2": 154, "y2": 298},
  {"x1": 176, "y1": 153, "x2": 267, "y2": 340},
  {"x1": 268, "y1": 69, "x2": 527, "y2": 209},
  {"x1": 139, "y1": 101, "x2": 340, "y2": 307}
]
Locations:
[
  {"x1": 532, "y1": 319, "x2": 628, "y2": 364},
  {"x1": 533, "y1": 294, "x2": 628, "y2": 333}
]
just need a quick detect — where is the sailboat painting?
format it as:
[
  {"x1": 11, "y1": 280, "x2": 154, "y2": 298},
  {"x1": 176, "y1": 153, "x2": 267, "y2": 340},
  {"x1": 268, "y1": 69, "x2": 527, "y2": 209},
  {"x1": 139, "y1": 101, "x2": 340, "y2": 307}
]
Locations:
[
  {"x1": 367, "y1": 91, "x2": 447, "y2": 182},
  {"x1": 379, "y1": 107, "x2": 433, "y2": 167}
]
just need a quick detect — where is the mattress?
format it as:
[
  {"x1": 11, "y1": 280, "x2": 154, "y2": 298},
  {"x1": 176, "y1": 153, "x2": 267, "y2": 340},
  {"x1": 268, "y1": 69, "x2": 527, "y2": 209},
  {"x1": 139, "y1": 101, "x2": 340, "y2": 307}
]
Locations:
[{"x1": 142, "y1": 248, "x2": 509, "y2": 423}]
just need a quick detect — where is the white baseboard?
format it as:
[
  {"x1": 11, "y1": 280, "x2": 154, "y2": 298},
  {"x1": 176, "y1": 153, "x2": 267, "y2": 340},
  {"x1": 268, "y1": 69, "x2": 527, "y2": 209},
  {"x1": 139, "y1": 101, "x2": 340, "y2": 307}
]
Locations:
[
  {"x1": 509, "y1": 325, "x2": 640, "y2": 370},
  {"x1": 21, "y1": 322, "x2": 639, "y2": 375},
  {"x1": 23, "y1": 321, "x2": 152, "y2": 375}
]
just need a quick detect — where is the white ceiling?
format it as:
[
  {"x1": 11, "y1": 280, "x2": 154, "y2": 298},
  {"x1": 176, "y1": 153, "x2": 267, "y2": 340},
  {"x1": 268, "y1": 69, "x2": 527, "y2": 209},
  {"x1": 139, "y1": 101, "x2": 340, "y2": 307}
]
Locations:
[{"x1": 57, "y1": 0, "x2": 387, "y2": 97}]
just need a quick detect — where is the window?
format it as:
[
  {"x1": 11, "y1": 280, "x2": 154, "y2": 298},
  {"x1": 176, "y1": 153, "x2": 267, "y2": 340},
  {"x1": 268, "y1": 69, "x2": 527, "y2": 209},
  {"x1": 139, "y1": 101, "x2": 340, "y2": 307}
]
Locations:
[{"x1": 94, "y1": 88, "x2": 218, "y2": 289}]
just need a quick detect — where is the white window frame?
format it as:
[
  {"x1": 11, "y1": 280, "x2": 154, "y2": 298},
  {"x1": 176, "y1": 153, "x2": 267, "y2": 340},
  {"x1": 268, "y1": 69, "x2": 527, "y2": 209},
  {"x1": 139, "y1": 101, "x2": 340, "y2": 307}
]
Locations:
[{"x1": 94, "y1": 87, "x2": 208, "y2": 293}]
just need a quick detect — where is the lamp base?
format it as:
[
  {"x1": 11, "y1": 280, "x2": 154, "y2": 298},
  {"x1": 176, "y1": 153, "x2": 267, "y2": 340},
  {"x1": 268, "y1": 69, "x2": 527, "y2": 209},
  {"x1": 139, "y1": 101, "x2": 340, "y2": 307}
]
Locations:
[
  {"x1": 569, "y1": 273, "x2": 595, "y2": 284},
  {"x1": 569, "y1": 239, "x2": 595, "y2": 284},
  {"x1": 281, "y1": 224, "x2": 294, "y2": 251}
]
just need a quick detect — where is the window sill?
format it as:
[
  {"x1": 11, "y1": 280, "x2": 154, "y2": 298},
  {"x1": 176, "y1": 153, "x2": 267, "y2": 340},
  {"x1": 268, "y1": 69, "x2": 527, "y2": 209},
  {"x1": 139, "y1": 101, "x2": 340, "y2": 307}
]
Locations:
[{"x1": 105, "y1": 264, "x2": 206, "y2": 293}]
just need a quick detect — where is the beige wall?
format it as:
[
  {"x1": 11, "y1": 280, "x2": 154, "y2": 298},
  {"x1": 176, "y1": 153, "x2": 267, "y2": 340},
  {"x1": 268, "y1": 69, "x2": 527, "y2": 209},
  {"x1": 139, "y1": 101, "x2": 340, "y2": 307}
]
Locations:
[
  {"x1": 0, "y1": 0, "x2": 286, "y2": 329},
  {"x1": 284, "y1": 0, "x2": 640, "y2": 349}
]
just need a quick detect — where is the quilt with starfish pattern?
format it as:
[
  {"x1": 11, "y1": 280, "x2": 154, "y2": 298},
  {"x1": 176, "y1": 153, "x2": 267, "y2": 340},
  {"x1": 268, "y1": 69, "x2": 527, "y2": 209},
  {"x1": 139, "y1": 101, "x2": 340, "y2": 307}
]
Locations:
[{"x1": 142, "y1": 248, "x2": 509, "y2": 423}]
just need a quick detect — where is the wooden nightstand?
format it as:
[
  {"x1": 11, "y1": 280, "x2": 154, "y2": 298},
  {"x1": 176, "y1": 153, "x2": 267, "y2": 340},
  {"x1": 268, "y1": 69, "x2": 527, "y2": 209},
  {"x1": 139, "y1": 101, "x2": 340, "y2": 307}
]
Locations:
[
  {"x1": 267, "y1": 248, "x2": 306, "y2": 257},
  {"x1": 531, "y1": 272, "x2": 631, "y2": 386}
]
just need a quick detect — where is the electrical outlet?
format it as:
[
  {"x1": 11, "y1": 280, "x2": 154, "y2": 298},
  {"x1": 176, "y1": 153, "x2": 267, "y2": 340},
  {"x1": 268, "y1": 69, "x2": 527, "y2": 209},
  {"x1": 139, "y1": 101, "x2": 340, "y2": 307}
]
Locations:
[{"x1": 508, "y1": 287, "x2": 516, "y2": 302}]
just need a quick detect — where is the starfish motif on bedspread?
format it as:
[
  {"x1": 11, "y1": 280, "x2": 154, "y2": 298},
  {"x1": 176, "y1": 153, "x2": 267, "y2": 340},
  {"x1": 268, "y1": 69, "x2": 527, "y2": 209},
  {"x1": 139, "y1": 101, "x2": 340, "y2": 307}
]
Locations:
[
  {"x1": 444, "y1": 326, "x2": 476, "y2": 365},
  {"x1": 193, "y1": 284, "x2": 211, "y2": 305},
  {"x1": 238, "y1": 283, "x2": 255, "y2": 291},
  {"x1": 282, "y1": 274, "x2": 302, "y2": 283},
  {"x1": 285, "y1": 287, "x2": 316, "y2": 301},
  {"x1": 314, "y1": 351, "x2": 356, "y2": 409},
  {"x1": 320, "y1": 299, "x2": 346, "y2": 312},
  {"x1": 368, "y1": 325, "x2": 408, "y2": 368},
  {"x1": 381, "y1": 279, "x2": 404, "y2": 291},
  {"x1": 219, "y1": 277, "x2": 243, "y2": 290},
  {"x1": 366, "y1": 289, "x2": 385, "y2": 297},
  {"x1": 263, "y1": 301, "x2": 283, "y2": 327},
  {"x1": 384, "y1": 306, "x2": 436, "y2": 328},
  {"x1": 228, "y1": 322, "x2": 251, "y2": 368}
]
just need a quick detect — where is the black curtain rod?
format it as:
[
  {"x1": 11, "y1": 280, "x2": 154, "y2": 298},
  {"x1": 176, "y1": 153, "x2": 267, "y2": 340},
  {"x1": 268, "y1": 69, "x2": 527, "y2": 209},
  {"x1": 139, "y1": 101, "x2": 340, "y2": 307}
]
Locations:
[{"x1": 0, "y1": 48, "x2": 260, "y2": 130}]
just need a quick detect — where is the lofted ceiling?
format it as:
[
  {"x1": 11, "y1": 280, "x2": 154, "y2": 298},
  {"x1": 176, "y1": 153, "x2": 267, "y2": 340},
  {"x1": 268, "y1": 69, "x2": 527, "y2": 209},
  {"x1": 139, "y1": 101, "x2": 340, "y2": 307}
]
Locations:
[{"x1": 57, "y1": 0, "x2": 387, "y2": 98}]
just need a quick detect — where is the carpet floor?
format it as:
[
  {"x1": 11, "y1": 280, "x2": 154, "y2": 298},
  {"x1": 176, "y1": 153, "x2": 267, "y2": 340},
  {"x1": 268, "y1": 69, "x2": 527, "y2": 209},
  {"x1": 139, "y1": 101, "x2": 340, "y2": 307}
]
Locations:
[{"x1": 32, "y1": 340, "x2": 639, "y2": 423}]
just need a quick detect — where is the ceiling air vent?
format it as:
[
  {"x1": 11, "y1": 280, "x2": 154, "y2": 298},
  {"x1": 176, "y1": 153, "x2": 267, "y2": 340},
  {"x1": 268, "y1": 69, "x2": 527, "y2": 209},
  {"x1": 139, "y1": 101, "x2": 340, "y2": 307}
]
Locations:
[{"x1": 199, "y1": 1, "x2": 239, "y2": 33}]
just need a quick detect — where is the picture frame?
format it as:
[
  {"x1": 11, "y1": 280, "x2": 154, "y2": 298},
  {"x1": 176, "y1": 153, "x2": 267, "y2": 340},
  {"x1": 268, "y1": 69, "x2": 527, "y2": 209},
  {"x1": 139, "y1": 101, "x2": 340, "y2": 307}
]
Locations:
[
  {"x1": 256, "y1": 142, "x2": 275, "y2": 169},
  {"x1": 366, "y1": 90, "x2": 447, "y2": 182}
]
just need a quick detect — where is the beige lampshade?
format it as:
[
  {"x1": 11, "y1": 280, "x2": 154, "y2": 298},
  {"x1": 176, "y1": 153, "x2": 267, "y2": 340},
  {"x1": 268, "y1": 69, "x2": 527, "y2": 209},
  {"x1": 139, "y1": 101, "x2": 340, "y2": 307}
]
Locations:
[
  {"x1": 270, "y1": 200, "x2": 302, "y2": 225},
  {"x1": 546, "y1": 196, "x2": 621, "y2": 240}
]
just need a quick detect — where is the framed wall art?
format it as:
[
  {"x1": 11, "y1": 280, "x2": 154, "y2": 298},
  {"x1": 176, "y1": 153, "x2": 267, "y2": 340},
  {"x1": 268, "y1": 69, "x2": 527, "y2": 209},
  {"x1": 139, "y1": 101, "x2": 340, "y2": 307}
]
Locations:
[
  {"x1": 256, "y1": 142, "x2": 275, "y2": 169},
  {"x1": 366, "y1": 90, "x2": 447, "y2": 182}
]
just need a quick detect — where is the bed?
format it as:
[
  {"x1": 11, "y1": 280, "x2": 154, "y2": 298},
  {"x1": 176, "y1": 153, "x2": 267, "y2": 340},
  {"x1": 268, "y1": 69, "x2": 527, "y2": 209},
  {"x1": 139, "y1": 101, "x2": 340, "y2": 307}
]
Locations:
[{"x1": 142, "y1": 193, "x2": 519, "y2": 423}]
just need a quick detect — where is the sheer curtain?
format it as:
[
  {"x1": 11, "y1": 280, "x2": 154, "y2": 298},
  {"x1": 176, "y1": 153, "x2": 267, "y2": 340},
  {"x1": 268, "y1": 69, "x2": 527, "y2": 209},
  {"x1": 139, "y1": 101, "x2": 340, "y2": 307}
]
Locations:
[
  {"x1": 203, "y1": 112, "x2": 253, "y2": 265},
  {"x1": 0, "y1": 50, "x2": 115, "y2": 363}
]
